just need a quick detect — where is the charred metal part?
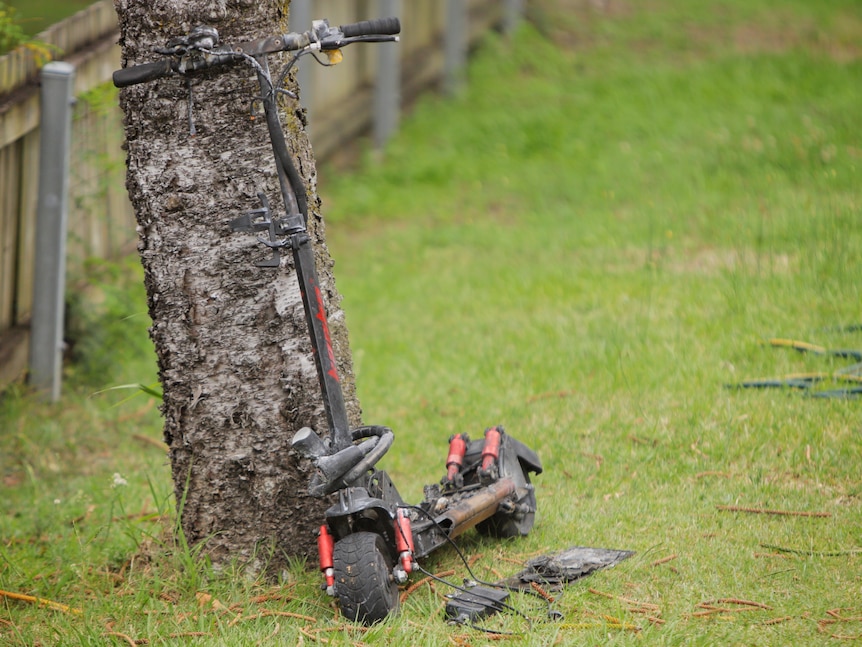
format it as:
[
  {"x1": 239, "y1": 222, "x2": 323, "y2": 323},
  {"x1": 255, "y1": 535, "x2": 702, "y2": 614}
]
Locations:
[{"x1": 433, "y1": 478, "x2": 515, "y2": 539}]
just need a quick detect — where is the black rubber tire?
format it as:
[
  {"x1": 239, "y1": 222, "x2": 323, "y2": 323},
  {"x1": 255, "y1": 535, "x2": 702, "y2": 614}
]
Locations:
[{"x1": 332, "y1": 531, "x2": 399, "y2": 624}]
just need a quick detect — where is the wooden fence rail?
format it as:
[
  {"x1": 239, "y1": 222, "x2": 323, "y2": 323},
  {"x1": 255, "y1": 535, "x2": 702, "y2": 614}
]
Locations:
[{"x1": 0, "y1": 0, "x2": 511, "y2": 391}]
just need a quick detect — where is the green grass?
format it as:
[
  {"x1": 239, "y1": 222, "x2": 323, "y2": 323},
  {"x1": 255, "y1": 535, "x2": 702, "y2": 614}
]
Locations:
[
  {"x1": 5, "y1": 0, "x2": 94, "y2": 37},
  {"x1": 3, "y1": 0, "x2": 862, "y2": 643}
]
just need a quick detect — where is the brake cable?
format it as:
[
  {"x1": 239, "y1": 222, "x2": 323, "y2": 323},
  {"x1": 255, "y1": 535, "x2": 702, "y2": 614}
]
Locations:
[{"x1": 396, "y1": 503, "x2": 564, "y2": 633}]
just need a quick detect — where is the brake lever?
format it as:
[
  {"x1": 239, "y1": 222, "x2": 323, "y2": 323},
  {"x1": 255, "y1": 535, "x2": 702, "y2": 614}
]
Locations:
[{"x1": 319, "y1": 34, "x2": 399, "y2": 51}]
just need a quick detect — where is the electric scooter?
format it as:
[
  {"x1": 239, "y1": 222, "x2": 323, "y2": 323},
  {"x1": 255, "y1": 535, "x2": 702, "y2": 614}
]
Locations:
[{"x1": 113, "y1": 16, "x2": 542, "y2": 624}]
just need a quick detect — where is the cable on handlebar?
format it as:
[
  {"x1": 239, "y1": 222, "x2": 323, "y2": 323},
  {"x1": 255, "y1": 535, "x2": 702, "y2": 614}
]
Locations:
[{"x1": 114, "y1": 17, "x2": 400, "y2": 88}]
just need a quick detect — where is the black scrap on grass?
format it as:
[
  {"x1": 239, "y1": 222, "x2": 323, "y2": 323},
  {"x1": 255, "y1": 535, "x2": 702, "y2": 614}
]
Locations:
[
  {"x1": 727, "y1": 333, "x2": 862, "y2": 399},
  {"x1": 499, "y1": 546, "x2": 635, "y2": 591}
]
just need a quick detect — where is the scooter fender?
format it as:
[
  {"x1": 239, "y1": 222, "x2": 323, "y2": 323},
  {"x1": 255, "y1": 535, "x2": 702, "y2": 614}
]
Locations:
[
  {"x1": 504, "y1": 435, "x2": 543, "y2": 476},
  {"x1": 323, "y1": 486, "x2": 398, "y2": 546}
]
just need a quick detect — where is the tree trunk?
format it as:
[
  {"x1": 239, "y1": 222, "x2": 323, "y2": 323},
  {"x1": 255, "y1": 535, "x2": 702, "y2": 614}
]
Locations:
[{"x1": 113, "y1": 0, "x2": 361, "y2": 573}]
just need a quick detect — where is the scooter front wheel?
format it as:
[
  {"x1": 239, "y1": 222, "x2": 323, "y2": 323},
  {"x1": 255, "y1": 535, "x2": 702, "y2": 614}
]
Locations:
[{"x1": 332, "y1": 531, "x2": 399, "y2": 624}]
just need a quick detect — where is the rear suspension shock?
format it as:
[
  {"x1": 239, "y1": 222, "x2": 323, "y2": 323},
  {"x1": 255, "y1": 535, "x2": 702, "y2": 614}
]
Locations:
[{"x1": 442, "y1": 433, "x2": 469, "y2": 488}]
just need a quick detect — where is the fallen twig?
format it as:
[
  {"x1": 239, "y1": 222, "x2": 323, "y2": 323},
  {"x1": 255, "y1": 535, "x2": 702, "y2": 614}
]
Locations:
[
  {"x1": 716, "y1": 505, "x2": 830, "y2": 518},
  {"x1": 760, "y1": 543, "x2": 862, "y2": 557},
  {"x1": 527, "y1": 389, "x2": 577, "y2": 403},
  {"x1": 299, "y1": 626, "x2": 326, "y2": 643},
  {"x1": 587, "y1": 588, "x2": 661, "y2": 612},
  {"x1": 760, "y1": 616, "x2": 792, "y2": 626},
  {"x1": 581, "y1": 610, "x2": 642, "y2": 631},
  {"x1": 530, "y1": 581, "x2": 555, "y2": 603},
  {"x1": 311, "y1": 625, "x2": 369, "y2": 634},
  {"x1": 102, "y1": 632, "x2": 138, "y2": 646},
  {"x1": 249, "y1": 589, "x2": 295, "y2": 604},
  {"x1": 230, "y1": 609, "x2": 318, "y2": 626},
  {"x1": 0, "y1": 589, "x2": 81, "y2": 614},
  {"x1": 692, "y1": 608, "x2": 750, "y2": 617},
  {"x1": 170, "y1": 634, "x2": 209, "y2": 640},
  {"x1": 650, "y1": 554, "x2": 678, "y2": 567},
  {"x1": 399, "y1": 569, "x2": 456, "y2": 603},
  {"x1": 818, "y1": 609, "x2": 862, "y2": 640},
  {"x1": 705, "y1": 598, "x2": 772, "y2": 610},
  {"x1": 690, "y1": 598, "x2": 772, "y2": 620}
]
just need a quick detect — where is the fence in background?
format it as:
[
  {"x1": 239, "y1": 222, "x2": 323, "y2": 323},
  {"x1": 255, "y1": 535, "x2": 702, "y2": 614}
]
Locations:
[
  {"x1": 0, "y1": 0, "x2": 520, "y2": 392},
  {"x1": 0, "y1": 0, "x2": 128, "y2": 391}
]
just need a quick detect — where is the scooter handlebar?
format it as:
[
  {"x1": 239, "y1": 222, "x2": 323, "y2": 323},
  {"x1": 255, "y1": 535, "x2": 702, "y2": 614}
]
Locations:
[
  {"x1": 340, "y1": 17, "x2": 401, "y2": 38},
  {"x1": 113, "y1": 17, "x2": 399, "y2": 89},
  {"x1": 113, "y1": 59, "x2": 175, "y2": 88}
]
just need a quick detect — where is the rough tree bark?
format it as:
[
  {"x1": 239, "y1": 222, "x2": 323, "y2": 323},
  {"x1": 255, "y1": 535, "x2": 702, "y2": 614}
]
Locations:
[{"x1": 113, "y1": 0, "x2": 361, "y2": 573}]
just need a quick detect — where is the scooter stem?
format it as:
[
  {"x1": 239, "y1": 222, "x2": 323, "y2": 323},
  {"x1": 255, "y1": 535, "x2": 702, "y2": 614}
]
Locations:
[{"x1": 254, "y1": 56, "x2": 352, "y2": 452}]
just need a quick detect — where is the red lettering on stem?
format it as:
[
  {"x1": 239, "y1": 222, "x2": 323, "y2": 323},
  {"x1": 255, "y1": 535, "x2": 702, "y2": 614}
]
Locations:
[{"x1": 314, "y1": 285, "x2": 340, "y2": 382}]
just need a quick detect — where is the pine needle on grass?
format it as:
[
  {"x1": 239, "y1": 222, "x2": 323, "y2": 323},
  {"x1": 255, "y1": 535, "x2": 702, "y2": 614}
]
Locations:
[
  {"x1": 760, "y1": 543, "x2": 862, "y2": 557},
  {"x1": 0, "y1": 589, "x2": 81, "y2": 614},
  {"x1": 716, "y1": 505, "x2": 831, "y2": 518}
]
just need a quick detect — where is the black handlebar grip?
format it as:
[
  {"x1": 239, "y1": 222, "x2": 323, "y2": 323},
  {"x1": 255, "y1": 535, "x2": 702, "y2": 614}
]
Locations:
[
  {"x1": 340, "y1": 17, "x2": 401, "y2": 38},
  {"x1": 113, "y1": 59, "x2": 175, "y2": 88}
]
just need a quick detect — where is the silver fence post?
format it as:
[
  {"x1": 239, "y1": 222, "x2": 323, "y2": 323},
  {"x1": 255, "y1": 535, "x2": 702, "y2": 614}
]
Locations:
[
  {"x1": 505, "y1": 0, "x2": 524, "y2": 34},
  {"x1": 374, "y1": 0, "x2": 401, "y2": 149},
  {"x1": 30, "y1": 62, "x2": 75, "y2": 401},
  {"x1": 444, "y1": 0, "x2": 466, "y2": 95},
  {"x1": 290, "y1": 0, "x2": 313, "y2": 115}
]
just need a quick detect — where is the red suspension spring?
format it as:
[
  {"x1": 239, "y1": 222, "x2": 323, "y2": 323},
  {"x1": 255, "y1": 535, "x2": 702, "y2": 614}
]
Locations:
[
  {"x1": 395, "y1": 508, "x2": 415, "y2": 574},
  {"x1": 481, "y1": 426, "x2": 502, "y2": 471},
  {"x1": 444, "y1": 433, "x2": 469, "y2": 483},
  {"x1": 317, "y1": 524, "x2": 335, "y2": 594}
]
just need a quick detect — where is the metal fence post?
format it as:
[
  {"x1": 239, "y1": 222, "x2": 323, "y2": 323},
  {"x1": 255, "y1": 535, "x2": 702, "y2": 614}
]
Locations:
[
  {"x1": 29, "y1": 62, "x2": 75, "y2": 401},
  {"x1": 505, "y1": 0, "x2": 524, "y2": 34},
  {"x1": 444, "y1": 0, "x2": 466, "y2": 96},
  {"x1": 374, "y1": 0, "x2": 401, "y2": 149}
]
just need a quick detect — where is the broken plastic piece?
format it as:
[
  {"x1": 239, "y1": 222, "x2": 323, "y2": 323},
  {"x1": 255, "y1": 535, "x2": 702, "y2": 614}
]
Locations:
[{"x1": 444, "y1": 587, "x2": 509, "y2": 625}]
